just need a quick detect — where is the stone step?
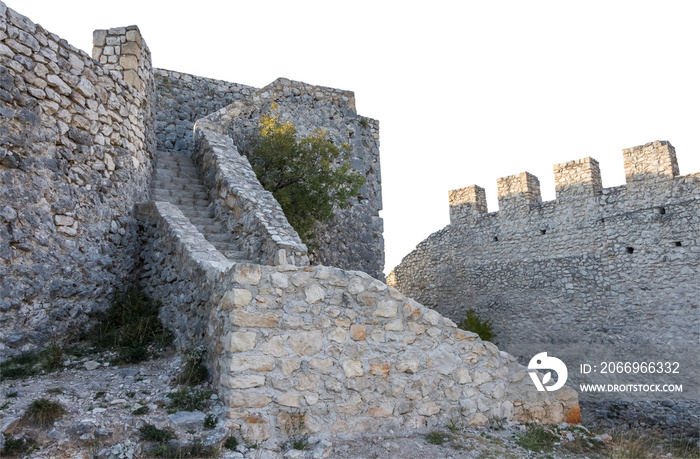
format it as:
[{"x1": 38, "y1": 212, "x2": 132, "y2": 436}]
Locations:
[
  {"x1": 152, "y1": 189, "x2": 209, "y2": 201},
  {"x1": 201, "y1": 232, "x2": 234, "y2": 243},
  {"x1": 153, "y1": 166, "x2": 201, "y2": 179},
  {"x1": 154, "y1": 179, "x2": 207, "y2": 192}
]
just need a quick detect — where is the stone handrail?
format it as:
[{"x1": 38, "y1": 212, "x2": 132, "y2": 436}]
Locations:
[{"x1": 193, "y1": 126, "x2": 309, "y2": 267}]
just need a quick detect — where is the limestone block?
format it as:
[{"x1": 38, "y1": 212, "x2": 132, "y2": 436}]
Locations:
[
  {"x1": 328, "y1": 327, "x2": 347, "y2": 343},
  {"x1": 241, "y1": 415, "x2": 270, "y2": 442},
  {"x1": 385, "y1": 319, "x2": 403, "y2": 331},
  {"x1": 281, "y1": 358, "x2": 301, "y2": 375},
  {"x1": 277, "y1": 392, "x2": 301, "y2": 408},
  {"x1": 349, "y1": 324, "x2": 366, "y2": 341},
  {"x1": 368, "y1": 404, "x2": 393, "y2": 417},
  {"x1": 225, "y1": 391, "x2": 271, "y2": 408},
  {"x1": 342, "y1": 360, "x2": 364, "y2": 378},
  {"x1": 260, "y1": 336, "x2": 288, "y2": 357},
  {"x1": 305, "y1": 284, "x2": 325, "y2": 304},
  {"x1": 289, "y1": 330, "x2": 323, "y2": 355},
  {"x1": 230, "y1": 354, "x2": 275, "y2": 372},
  {"x1": 271, "y1": 272, "x2": 288, "y2": 288},
  {"x1": 228, "y1": 331, "x2": 257, "y2": 352},
  {"x1": 235, "y1": 264, "x2": 262, "y2": 285},
  {"x1": 369, "y1": 362, "x2": 390, "y2": 376},
  {"x1": 231, "y1": 310, "x2": 279, "y2": 328},
  {"x1": 456, "y1": 367, "x2": 472, "y2": 384},
  {"x1": 223, "y1": 375, "x2": 265, "y2": 389},
  {"x1": 373, "y1": 300, "x2": 398, "y2": 318},
  {"x1": 468, "y1": 413, "x2": 488, "y2": 426},
  {"x1": 417, "y1": 401, "x2": 440, "y2": 416},
  {"x1": 337, "y1": 394, "x2": 363, "y2": 415},
  {"x1": 119, "y1": 55, "x2": 138, "y2": 70},
  {"x1": 347, "y1": 278, "x2": 365, "y2": 294},
  {"x1": 120, "y1": 41, "x2": 141, "y2": 57},
  {"x1": 308, "y1": 358, "x2": 333, "y2": 374},
  {"x1": 396, "y1": 360, "x2": 419, "y2": 374}
]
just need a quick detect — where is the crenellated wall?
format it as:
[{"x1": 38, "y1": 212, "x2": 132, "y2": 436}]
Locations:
[
  {"x1": 391, "y1": 141, "x2": 699, "y2": 429},
  {"x1": 0, "y1": 3, "x2": 155, "y2": 356}
]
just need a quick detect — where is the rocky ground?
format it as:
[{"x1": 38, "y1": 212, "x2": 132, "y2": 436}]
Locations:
[{"x1": 1, "y1": 350, "x2": 697, "y2": 459}]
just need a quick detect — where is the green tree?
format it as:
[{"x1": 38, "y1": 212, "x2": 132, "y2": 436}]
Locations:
[{"x1": 244, "y1": 106, "x2": 365, "y2": 245}]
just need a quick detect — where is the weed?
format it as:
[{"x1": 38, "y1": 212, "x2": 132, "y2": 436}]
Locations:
[
  {"x1": 458, "y1": 308, "x2": 497, "y2": 344},
  {"x1": 94, "y1": 391, "x2": 105, "y2": 400},
  {"x1": 125, "y1": 391, "x2": 135, "y2": 398},
  {"x1": 223, "y1": 436, "x2": 238, "y2": 450},
  {"x1": 426, "y1": 431, "x2": 447, "y2": 445},
  {"x1": 146, "y1": 438, "x2": 217, "y2": 458},
  {"x1": 0, "y1": 401, "x2": 9, "y2": 410},
  {"x1": 132, "y1": 406, "x2": 150, "y2": 416},
  {"x1": 203, "y1": 414, "x2": 216, "y2": 430},
  {"x1": 166, "y1": 388, "x2": 212, "y2": 414},
  {"x1": 516, "y1": 424, "x2": 557, "y2": 452},
  {"x1": 281, "y1": 409, "x2": 309, "y2": 451},
  {"x1": 447, "y1": 419, "x2": 459, "y2": 432},
  {"x1": 41, "y1": 344, "x2": 64, "y2": 371},
  {"x1": 359, "y1": 117, "x2": 370, "y2": 129},
  {"x1": 139, "y1": 424, "x2": 175, "y2": 442},
  {"x1": 5, "y1": 391, "x2": 18, "y2": 398},
  {"x1": 46, "y1": 387, "x2": 63, "y2": 395},
  {"x1": 22, "y1": 398, "x2": 66, "y2": 427},
  {"x1": 1, "y1": 434, "x2": 38, "y2": 457},
  {"x1": 177, "y1": 345, "x2": 208, "y2": 386},
  {"x1": 84, "y1": 287, "x2": 172, "y2": 364},
  {"x1": 0, "y1": 352, "x2": 39, "y2": 381}
]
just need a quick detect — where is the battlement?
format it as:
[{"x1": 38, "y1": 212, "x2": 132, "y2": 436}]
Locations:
[
  {"x1": 449, "y1": 140, "x2": 691, "y2": 224},
  {"x1": 252, "y1": 77, "x2": 357, "y2": 111}
]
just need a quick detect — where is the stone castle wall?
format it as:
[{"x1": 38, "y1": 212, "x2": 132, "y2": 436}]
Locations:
[
  {"x1": 153, "y1": 69, "x2": 254, "y2": 152},
  {"x1": 390, "y1": 141, "x2": 699, "y2": 428},
  {"x1": 152, "y1": 71, "x2": 384, "y2": 280},
  {"x1": 199, "y1": 77, "x2": 385, "y2": 280},
  {"x1": 0, "y1": 2, "x2": 155, "y2": 356},
  {"x1": 137, "y1": 179, "x2": 579, "y2": 447}
]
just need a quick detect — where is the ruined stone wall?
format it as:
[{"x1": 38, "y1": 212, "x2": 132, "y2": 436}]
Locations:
[
  {"x1": 137, "y1": 189, "x2": 579, "y2": 447},
  {"x1": 391, "y1": 141, "x2": 699, "y2": 429},
  {"x1": 0, "y1": 3, "x2": 154, "y2": 357},
  {"x1": 200, "y1": 78, "x2": 385, "y2": 279},
  {"x1": 153, "y1": 69, "x2": 254, "y2": 152}
]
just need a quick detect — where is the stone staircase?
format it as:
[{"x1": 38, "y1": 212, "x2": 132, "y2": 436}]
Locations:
[{"x1": 151, "y1": 150, "x2": 250, "y2": 261}]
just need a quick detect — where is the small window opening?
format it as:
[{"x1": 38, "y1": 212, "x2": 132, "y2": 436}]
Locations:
[
  {"x1": 540, "y1": 229, "x2": 547, "y2": 235},
  {"x1": 493, "y1": 236, "x2": 499, "y2": 242},
  {"x1": 657, "y1": 207, "x2": 666, "y2": 215},
  {"x1": 626, "y1": 247, "x2": 634, "y2": 254},
  {"x1": 674, "y1": 241, "x2": 682, "y2": 247}
]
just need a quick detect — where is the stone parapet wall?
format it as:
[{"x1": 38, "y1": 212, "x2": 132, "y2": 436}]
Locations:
[
  {"x1": 137, "y1": 195, "x2": 579, "y2": 447},
  {"x1": 0, "y1": 2, "x2": 154, "y2": 356},
  {"x1": 200, "y1": 77, "x2": 385, "y2": 279},
  {"x1": 153, "y1": 69, "x2": 254, "y2": 152},
  {"x1": 193, "y1": 127, "x2": 309, "y2": 267}
]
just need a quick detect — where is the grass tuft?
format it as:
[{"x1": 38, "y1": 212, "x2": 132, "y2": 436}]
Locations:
[
  {"x1": 426, "y1": 431, "x2": 447, "y2": 445},
  {"x1": 22, "y1": 398, "x2": 65, "y2": 427},
  {"x1": 83, "y1": 287, "x2": 172, "y2": 364},
  {"x1": 458, "y1": 308, "x2": 497, "y2": 344},
  {"x1": 516, "y1": 424, "x2": 557, "y2": 452}
]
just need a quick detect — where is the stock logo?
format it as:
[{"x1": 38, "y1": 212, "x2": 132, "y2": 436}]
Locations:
[{"x1": 528, "y1": 352, "x2": 568, "y2": 391}]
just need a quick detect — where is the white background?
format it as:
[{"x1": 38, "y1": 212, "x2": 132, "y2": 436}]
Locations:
[{"x1": 12, "y1": 0, "x2": 700, "y2": 273}]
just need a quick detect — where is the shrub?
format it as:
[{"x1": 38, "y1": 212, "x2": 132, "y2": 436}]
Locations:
[
  {"x1": 223, "y1": 436, "x2": 238, "y2": 451},
  {"x1": 22, "y1": 398, "x2": 65, "y2": 427},
  {"x1": 177, "y1": 346, "x2": 208, "y2": 386},
  {"x1": 426, "y1": 431, "x2": 447, "y2": 445},
  {"x1": 458, "y1": 309, "x2": 497, "y2": 344},
  {"x1": 243, "y1": 105, "x2": 365, "y2": 246},
  {"x1": 139, "y1": 424, "x2": 175, "y2": 443},
  {"x1": 166, "y1": 388, "x2": 212, "y2": 414},
  {"x1": 1, "y1": 434, "x2": 38, "y2": 457}
]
